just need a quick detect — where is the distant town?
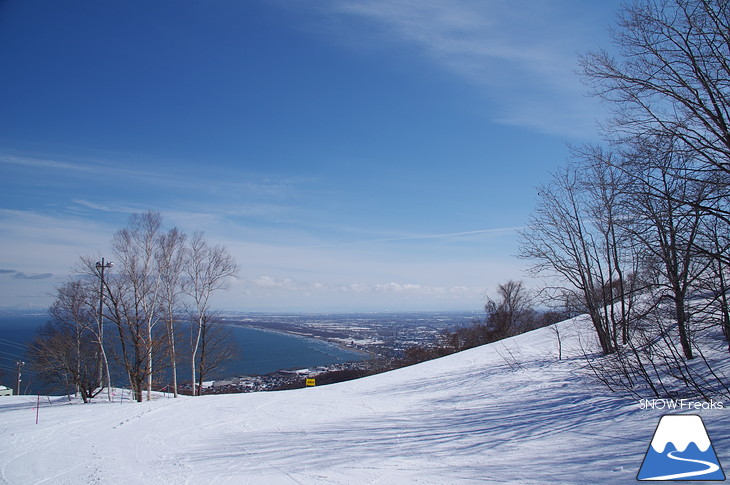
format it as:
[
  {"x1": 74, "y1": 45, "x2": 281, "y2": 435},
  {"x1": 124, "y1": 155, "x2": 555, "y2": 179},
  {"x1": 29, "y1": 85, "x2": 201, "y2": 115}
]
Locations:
[{"x1": 196, "y1": 311, "x2": 482, "y2": 393}]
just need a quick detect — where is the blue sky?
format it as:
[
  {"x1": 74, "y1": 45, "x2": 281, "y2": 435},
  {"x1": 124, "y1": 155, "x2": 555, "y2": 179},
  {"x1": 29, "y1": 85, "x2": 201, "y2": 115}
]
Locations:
[{"x1": 0, "y1": 0, "x2": 619, "y2": 312}]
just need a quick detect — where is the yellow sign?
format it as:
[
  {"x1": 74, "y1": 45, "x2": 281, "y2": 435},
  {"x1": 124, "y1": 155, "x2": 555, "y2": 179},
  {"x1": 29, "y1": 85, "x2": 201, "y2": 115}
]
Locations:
[{"x1": 306, "y1": 378, "x2": 316, "y2": 387}]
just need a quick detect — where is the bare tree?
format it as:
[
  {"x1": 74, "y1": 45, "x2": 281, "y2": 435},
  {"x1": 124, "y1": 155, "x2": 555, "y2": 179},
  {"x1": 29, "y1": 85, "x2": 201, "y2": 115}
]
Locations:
[
  {"x1": 29, "y1": 280, "x2": 103, "y2": 402},
  {"x1": 519, "y1": 159, "x2": 641, "y2": 355},
  {"x1": 184, "y1": 232, "x2": 238, "y2": 396},
  {"x1": 108, "y1": 211, "x2": 164, "y2": 402},
  {"x1": 157, "y1": 227, "x2": 187, "y2": 397},
  {"x1": 32, "y1": 212, "x2": 239, "y2": 402},
  {"x1": 550, "y1": 325, "x2": 563, "y2": 361},
  {"x1": 622, "y1": 140, "x2": 713, "y2": 359},
  {"x1": 580, "y1": 0, "x2": 730, "y2": 178},
  {"x1": 194, "y1": 313, "x2": 240, "y2": 393},
  {"x1": 697, "y1": 214, "x2": 730, "y2": 351},
  {"x1": 519, "y1": 0, "x2": 730, "y2": 398},
  {"x1": 484, "y1": 280, "x2": 533, "y2": 339},
  {"x1": 582, "y1": 146, "x2": 646, "y2": 348},
  {"x1": 580, "y1": 0, "x2": 730, "y2": 277}
]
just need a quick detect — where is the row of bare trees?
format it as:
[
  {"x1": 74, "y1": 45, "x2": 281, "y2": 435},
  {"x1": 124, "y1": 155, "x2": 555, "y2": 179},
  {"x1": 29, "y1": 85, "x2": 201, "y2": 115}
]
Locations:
[
  {"x1": 30, "y1": 211, "x2": 239, "y2": 402},
  {"x1": 520, "y1": 0, "x2": 730, "y2": 398}
]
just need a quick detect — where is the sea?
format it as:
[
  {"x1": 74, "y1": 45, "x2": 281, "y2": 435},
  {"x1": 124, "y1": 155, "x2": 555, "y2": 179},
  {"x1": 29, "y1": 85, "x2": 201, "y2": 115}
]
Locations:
[{"x1": 0, "y1": 313, "x2": 367, "y2": 395}]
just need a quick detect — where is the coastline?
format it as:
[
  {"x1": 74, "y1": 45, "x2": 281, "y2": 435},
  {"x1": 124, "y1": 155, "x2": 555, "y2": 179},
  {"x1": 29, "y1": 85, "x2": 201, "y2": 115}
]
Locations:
[
  {"x1": 204, "y1": 319, "x2": 383, "y2": 393},
  {"x1": 223, "y1": 320, "x2": 377, "y2": 358},
  {"x1": 3, "y1": 311, "x2": 464, "y2": 394}
]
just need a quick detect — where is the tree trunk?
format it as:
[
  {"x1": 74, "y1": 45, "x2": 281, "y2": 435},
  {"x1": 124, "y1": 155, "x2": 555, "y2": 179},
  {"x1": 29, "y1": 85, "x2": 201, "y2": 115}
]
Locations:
[
  {"x1": 168, "y1": 317, "x2": 178, "y2": 398},
  {"x1": 675, "y1": 299, "x2": 694, "y2": 360},
  {"x1": 147, "y1": 318, "x2": 152, "y2": 401},
  {"x1": 190, "y1": 315, "x2": 203, "y2": 396}
]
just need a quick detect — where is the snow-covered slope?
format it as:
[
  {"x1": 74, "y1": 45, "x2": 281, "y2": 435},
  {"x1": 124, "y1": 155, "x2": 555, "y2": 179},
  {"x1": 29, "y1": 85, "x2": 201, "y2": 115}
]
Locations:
[{"x1": 1, "y1": 317, "x2": 728, "y2": 484}]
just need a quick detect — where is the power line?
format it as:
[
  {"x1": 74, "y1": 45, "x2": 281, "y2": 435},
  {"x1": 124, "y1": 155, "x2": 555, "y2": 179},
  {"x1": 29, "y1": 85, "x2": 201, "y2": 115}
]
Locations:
[
  {"x1": 0, "y1": 349, "x2": 26, "y2": 360},
  {"x1": 0, "y1": 337, "x2": 28, "y2": 350}
]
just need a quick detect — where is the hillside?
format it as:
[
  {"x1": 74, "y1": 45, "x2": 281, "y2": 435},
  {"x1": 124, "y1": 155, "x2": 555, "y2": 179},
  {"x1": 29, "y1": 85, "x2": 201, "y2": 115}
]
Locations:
[{"x1": 1, "y1": 316, "x2": 728, "y2": 484}]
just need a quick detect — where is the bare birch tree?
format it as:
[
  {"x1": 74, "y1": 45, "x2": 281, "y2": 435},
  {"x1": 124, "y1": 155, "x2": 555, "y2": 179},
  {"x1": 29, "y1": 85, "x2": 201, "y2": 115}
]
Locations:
[
  {"x1": 194, "y1": 312, "x2": 239, "y2": 393},
  {"x1": 29, "y1": 280, "x2": 104, "y2": 402},
  {"x1": 157, "y1": 227, "x2": 187, "y2": 397},
  {"x1": 108, "y1": 211, "x2": 164, "y2": 402},
  {"x1": 184, "y1": 231, "x2": 238, "y2": 395},
  {"x1": 33, "y1": 211, "x2": 239, "y2": 402}
]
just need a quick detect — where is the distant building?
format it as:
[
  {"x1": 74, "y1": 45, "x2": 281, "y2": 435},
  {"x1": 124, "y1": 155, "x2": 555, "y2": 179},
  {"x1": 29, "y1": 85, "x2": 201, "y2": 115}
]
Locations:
[
  {"x1": 212, "y1": 377, "x2": 241, "y2": 388},
  {"x1": 0, "y1": 385, "x2": 12, "y2": 397}
]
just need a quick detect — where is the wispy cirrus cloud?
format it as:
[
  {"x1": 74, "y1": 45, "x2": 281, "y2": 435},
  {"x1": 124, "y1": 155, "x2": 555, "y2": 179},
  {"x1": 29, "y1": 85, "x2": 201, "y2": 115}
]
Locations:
[
  {"x1": 0, "y1": 153, "x2": 165, "y2": 181},
  {"x1": 0, "y1": 154, "x2": 100, "y2": 173},
  {"x1": 302, "y1": 0, "x2": 612, "y2": 137},
  {"x1": 1, "y1": 152, "x2": 309, "y2": 200},
  {"x1": 295, "y1": 226, "x2": 521, "y2": 249},
  {"x1": 0, "y1": 269, "x2": 53, "y2": 280}
]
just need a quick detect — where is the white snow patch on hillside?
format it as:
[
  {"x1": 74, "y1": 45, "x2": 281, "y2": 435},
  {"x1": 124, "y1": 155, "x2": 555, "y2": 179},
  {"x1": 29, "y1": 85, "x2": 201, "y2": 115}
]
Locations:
[{"x1": 1, "y1": 316, "x2": 728, "y2": 484}]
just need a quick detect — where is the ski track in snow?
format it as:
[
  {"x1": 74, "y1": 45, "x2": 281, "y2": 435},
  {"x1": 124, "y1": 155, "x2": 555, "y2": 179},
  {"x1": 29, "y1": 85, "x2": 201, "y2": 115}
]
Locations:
[{"x1": 0, "y1": 317, "x2": 727, "y2": 484}]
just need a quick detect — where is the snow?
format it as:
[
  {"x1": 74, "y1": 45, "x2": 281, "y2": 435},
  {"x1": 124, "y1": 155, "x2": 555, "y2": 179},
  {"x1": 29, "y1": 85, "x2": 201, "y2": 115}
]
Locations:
[{"x1": 1, "y1": 316, "x2": 728, "y2": 484}]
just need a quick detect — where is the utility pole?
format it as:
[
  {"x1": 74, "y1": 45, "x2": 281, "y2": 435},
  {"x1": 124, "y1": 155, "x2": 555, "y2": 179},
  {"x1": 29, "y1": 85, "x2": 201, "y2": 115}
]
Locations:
[
  {"x1": 16, "y1": 360, "x2": 24, "y2": 396},
  {"x1": 96, "y1": 258, "x2": 113, "y2": 400}
]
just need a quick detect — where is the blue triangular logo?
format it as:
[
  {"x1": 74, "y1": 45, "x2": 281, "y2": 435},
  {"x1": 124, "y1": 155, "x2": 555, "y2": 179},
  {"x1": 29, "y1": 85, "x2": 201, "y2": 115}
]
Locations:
[{"x1": 638, "y1": 415, "x2": 725, "y2": 481}]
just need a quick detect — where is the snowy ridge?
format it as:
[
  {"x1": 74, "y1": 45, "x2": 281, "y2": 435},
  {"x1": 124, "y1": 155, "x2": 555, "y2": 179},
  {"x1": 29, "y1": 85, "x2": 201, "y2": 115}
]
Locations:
[{"x1": 1, "y1": 316, "x2": 728, "y2": 484}]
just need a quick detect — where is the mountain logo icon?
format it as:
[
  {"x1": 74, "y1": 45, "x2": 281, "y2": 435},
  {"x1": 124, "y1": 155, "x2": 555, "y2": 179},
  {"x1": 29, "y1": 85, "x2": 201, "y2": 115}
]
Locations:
[{"x1": 637, "y1": 414, "x2": 725, "y2": 481}]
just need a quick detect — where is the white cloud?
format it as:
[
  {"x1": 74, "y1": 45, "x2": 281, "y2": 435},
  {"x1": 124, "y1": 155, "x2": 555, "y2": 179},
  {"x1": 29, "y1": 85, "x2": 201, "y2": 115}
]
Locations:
[
  {"x1": 252, "y1": 276, "x2": 309, "y2": 291},
  {"x1": 0, "y1": 203, "x2": 530, "y2": 311},
  {"x1": 226, "y1": 272, "x2": 495, "y2": 311},
  {"x1": 0, "y1": 143, "x2": 533, "y2": 311},
  {"x1": 246, "y1": 275, "x2": 482, "y2": 297},
  {"x1": 300, "y1": 0, "x2": 612, "y2": 138}
]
